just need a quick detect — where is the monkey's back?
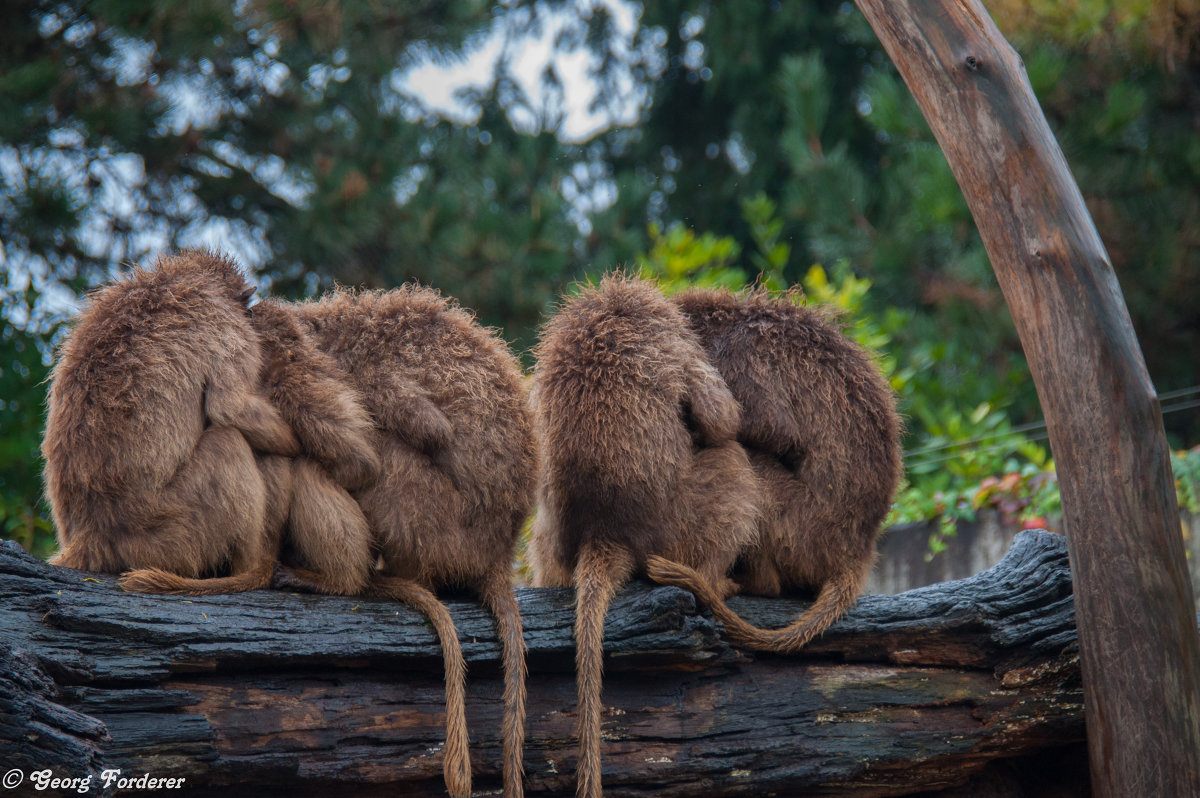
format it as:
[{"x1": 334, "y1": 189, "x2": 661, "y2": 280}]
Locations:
[
  {"x1": 296, "y1": 286, "x2": 536, "y2": 582},
  {"x1": 43, "y1": 253, "x2": 259, "y2": 516},
  {"x1": 531, "y1": 275, "x2": 703, "y2": 567},
  {"x1": 674, "y1": 288, "x2": 902, "y2": 590}
]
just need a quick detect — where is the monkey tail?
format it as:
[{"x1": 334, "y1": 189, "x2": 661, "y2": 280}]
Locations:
[
  {"x1": 118, "y1": 560, "x2": 275, "y2": 595},
  {"x1": 372, "y1": 576, "x2": 472, "y2": 798},
  {"x1": 645, "y1": 555, "x2": 861, "y2": 653},
  {"x1": 573, "y1": 543, "x2": 634, "y2": 798},
  {"x1": 481, "y1": 568, "x2": 528, "y2": 798}
]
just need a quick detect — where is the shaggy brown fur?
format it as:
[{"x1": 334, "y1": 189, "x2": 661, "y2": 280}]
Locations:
[
  {"x1": 646, "y1": 287, "x2": 903, "y2": 652},
  {"x1": 528, "y1": 274, "x2": 759, "y2": 798},
  {"x1": 121, "y1": 297, "x2": 380, "y2": 597},
  {"x1": 290, "y1": 286, "x2": 538, "y2": 798},
  {"x1": 43, "y1": 251, "x2": 300, "y2": 592}
]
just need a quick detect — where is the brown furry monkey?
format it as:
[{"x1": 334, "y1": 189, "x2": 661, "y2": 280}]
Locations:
[
  {"x1": 528, "y1": 274, "x2": 760, "y2": 798},
  {"x1": 43, "y1": 250, "x2": 301, "y2": 592},
  {"x1": 114, "y1": 285, "x2": 477, "y2": 797},
  {"x1": 120, "y1": 296, "x2": 381, "y2": 597},
  {"x1": 289, "y1": 286, "x2": 537, "y2": 798},
  {"x1": 646, "y1": 287, "x2": 903, "y2": 653}
]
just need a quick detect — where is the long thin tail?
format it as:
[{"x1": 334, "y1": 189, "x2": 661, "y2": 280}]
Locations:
[
  {"x1": 372, "y1": 576, "x2": 472, "y2": 798},
  {"x1": 481, "y1": 568, "x2": 528, "y2": 798},
  {"x1": 118, "y1": 560, "x2": 275, "y2": 595},
  {"x1": 573, "y1": 544, "x2": 633, "y2": 798},
  {"x1": 645, "y1": 555, "x2": 861, "y2": 653}
]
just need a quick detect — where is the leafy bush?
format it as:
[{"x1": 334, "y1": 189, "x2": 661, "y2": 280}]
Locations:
[{"x1": 0, "y1": 287, "x2": 58, "y2": 559}]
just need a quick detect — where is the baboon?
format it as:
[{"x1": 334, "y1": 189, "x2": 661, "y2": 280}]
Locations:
[
  {"x1": 115, "y1": 283, "x2": 479, "y2": 797},
  {"x1": 44, "y1": 252, "x2": 528, "y2": 796},
  {"x1": 43, "y1": 251, "x2": 301, "y2": 592},
  {"x1": 286, "y1": 286, "x2": 537, "y2": 798},
  {"x1": 120, "y1": 296, "x2": 381, "y2": 597},
  {"x1": 646, "y1": 287, "x2": 903, "y2": 652},
  {"x1": 528, "y1": 274, "x2": 760, "y2": 798}
]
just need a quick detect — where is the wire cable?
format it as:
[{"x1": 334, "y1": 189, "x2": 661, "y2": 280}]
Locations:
[{"x1": 902, "y1": 385, "x2": 1200, "y2": 462}]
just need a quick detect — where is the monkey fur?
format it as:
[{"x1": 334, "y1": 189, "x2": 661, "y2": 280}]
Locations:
[
  {"x1": 43, "y1": 251, "x2": 301, "y2": 593},
  {"x1": 646, "y1": 287, "x2": 903, "y2": 653},
  {"x1": 120, "y1": 296, "x2": 381, "y2": 598},
  {"x1": 528, "y1": 274, "x2": 760, "y2": 798},
  {"x1": 64, "y1": 268, "x2": 534, "y2": 796},
  {"x1": 288, "y1": 286, "x2": 537, "y2": 798},
  {"x1": 45, "y1": 253, "x2": 533, "y2": 795}
]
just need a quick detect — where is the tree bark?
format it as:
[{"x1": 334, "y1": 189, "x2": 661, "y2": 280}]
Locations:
[
  {"x1": 0, "y1": 533, "x2": 1106, "y2": 796},
  {"x1": 849, "y1": 3, "x2": 1200, "y2": 796}
]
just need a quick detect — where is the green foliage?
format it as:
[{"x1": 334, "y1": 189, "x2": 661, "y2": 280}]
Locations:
[
  {"x1": 636, "y1": 193, "x2": 792, "y2": 294},
  {"x1": 1175, "y1": 447, "x2": 1200, "y2": 517},
  {"x1": 804, "y1": 264, "x2": 1060, "y2": 554},
  {"x1": 0, "y1": 289, "x2": 57, "y2": 559},
  {"x1": 602, "y1": 0, "x2": 1198, "y2": 444},
  {"x1": 636, "y1": 220, "x2": 744, "y2": 293},
  {"x1": 2, "y1": 1, "x2": 1198, "y2": 561},
  {"x1": 0, "y1": 1, "x2": 604, "y2": 355}
]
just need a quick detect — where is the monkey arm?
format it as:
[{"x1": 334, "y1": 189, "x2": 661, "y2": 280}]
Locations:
[
  {"x1": 355, "y1": 371, "x2": 455, "y2": 456},
  {"x1": 204, "y1": 377, "x2": 300, "y2": 458},
  {"x1": 351, "y1": 371, "x2": 466, "y2": 492},
  {"x1": 267, "y1": 356, "x2": 381, "y2": 492},
  {"x1": 682, "y1": 359, "x2": 742, "y2": 446},
  {"x1": 252, "y1": 299, "x2": 381, "y2": 491},
  {"x1": 731, "y1": 387, "x2": 807, "y2": 461}
]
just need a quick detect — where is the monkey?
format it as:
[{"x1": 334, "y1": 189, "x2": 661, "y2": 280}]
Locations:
[
  {"x1": 280, "y1": 285, "x2": 538, "y2": 798},
  {"x1": 527, "y1": 273, "x2": 760, "y2": 798},
  {"x1": 645, "y1": 286, "x2": 903, "y2": 653},
  {"x1": 43, "y1": 251, "x2": 523, "y2": 796},
  {"x1": 112, "y1": 284, "x2": 476, "y2": 797},
  {"x1": 43, "y1": 250, "x2": 302, "y2": 593},
  {"x1": 119, "y1": 296, "x2": 381, "y2": 598}
]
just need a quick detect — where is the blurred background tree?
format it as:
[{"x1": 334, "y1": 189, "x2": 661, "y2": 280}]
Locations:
[{"x1": 2, "y1": 0, "x2": 1197, "y2": 555}]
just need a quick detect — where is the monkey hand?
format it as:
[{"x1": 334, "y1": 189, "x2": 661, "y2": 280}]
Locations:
[
  {"x1": 324, "y1": 446, "x2": 382, "y2": 492},
  {"x1": 429, "y1": 446, "x2": 466, "y2": 494}
]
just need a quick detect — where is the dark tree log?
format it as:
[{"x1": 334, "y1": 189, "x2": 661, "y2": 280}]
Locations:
[
  {"x1": 0, "y1": 533, "x2": 1103, "y2": 797},
  {"x1": 850, "y1": 3, "x2": 1200, "y2": 796}
]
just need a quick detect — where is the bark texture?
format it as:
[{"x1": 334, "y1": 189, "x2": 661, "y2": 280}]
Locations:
[
  {"x1": 851, "y1": 2, "x2": 1200, "y2": 795},
  {"x1": 0, "y1": 532, "x2": 1100, "y2": 796}
]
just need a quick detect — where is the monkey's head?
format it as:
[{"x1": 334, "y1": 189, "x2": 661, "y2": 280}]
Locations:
[
  {"x1": 673, "y1": 286, "x2": 824, "y2": 343},
  {"x1": 536, "y1": 273, "x2": 698, "y2": 380},
  {"x1": 158, "y1": 249, "x2": 257, "y2": 308}
]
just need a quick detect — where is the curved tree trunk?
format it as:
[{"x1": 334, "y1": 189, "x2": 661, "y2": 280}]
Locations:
[{"x1": 850, "y1": 3, "x2": 1200, "y2": 796}]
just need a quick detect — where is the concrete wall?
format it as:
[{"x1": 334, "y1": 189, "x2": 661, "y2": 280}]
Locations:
[{"x1": 867, "y1": 508, "x2": 1200, "y2": 610}]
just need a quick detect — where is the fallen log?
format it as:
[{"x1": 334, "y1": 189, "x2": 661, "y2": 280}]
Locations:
[{"x1": 1, "y1": 532, "x2": 1095, "y2": 796}]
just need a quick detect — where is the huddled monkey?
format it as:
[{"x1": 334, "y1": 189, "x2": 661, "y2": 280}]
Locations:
[
  {"x1": 528, "y1": 274, "x2": 760, "y2": 798},
  {"x1": 647, "y1": 287, "x2": 903, "y2": 653},
  {"x1": 45, "y1": 252, "x2": 534, "y2": 797},
  {"x1": 288, "y1": 286, "x2": 538, "y2": 798},
  {"x1": 43, "y1": 251, "x2": 300, "y2": 592},
  {"x1": 119, "y1": 294, "x2": 382, "y2": 597}
]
